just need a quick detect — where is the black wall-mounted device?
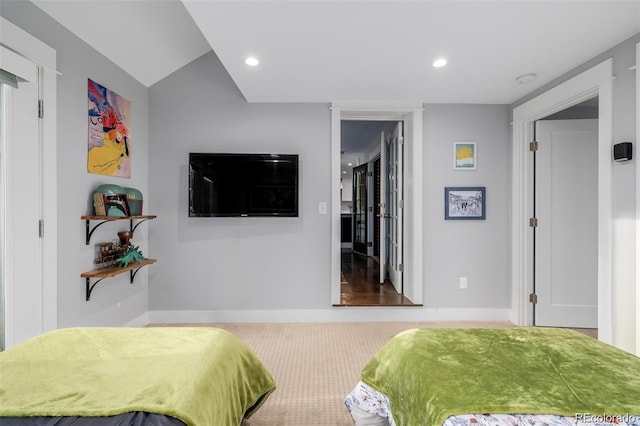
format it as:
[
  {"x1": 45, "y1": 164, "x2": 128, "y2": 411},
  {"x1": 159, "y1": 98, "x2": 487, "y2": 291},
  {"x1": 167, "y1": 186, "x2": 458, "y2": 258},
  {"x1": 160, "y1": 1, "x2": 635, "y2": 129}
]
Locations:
[{"x1": 613, "y1": 142, "x2": 632, "y2": 162}]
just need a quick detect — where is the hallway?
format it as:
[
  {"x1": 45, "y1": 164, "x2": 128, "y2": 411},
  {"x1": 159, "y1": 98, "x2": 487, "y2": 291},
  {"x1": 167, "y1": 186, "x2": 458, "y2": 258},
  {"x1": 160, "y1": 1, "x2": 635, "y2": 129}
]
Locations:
[{"x1": 337, "y1": 249, "x2": 418, "y2": 306}]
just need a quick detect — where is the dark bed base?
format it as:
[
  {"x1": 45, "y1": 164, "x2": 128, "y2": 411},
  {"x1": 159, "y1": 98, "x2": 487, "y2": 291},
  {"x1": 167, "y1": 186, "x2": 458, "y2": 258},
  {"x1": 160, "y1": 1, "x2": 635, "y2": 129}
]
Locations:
[{"x1": 0, "y1": 412, "x2": 187, "y2": 426}]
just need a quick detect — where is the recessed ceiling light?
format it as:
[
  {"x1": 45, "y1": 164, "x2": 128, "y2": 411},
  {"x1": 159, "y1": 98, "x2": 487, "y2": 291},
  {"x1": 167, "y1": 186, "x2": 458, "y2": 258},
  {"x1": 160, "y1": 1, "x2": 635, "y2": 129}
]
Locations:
[
  {"x1": 516, "y1": 73, "x2": 537, "y2": 84},
  {"x1": 245, "y1": 57, "x2": 259, "y2": 67},
  {"x1": 432, "y1": 58, "x2": 447, "y2": 68}
]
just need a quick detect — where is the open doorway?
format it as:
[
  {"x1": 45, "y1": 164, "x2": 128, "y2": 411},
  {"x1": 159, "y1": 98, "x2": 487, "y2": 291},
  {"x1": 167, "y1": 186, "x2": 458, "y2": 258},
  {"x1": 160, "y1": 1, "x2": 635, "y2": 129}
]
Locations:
[
  {"x1": 330, "y1": 103, "x2": 424, "y2": 307},
  {"x1": 338, "y1": 119, "x2": 415, "y2": 306},
  {"x1": 511, "y1": 59, "x2": 613, "y2": 344}
]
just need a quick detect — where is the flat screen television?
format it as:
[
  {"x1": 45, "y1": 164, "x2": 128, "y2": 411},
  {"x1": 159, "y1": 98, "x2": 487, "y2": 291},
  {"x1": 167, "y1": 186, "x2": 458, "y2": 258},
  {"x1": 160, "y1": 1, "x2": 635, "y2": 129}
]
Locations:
[{"x1": 189, "y1": 153, "x2": 299, "y2": 217}]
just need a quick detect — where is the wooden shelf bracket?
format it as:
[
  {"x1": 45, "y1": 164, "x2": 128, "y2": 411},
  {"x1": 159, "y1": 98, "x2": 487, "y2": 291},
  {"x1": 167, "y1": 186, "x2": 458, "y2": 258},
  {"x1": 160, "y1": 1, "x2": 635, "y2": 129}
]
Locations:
[
  {"x1": 83, "y1": 215, "x2": 156, "y2": 245},
  {"x1": 82, "y1": 258, "x2": 156, "y2": 301}
]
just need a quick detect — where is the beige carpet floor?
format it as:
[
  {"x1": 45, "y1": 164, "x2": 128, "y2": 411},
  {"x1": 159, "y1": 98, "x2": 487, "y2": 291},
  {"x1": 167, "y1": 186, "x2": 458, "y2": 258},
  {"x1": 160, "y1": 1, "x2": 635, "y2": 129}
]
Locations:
[{"x1": 153, "y1": 321, "x2": 515, "y2": 426}]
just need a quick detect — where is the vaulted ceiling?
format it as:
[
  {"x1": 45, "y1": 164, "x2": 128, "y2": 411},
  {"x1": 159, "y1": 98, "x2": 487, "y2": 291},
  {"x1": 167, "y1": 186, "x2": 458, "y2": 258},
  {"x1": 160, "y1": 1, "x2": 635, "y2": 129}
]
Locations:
[{"x1": 30, "y1": 0, "x2": 640, "y2": 105}]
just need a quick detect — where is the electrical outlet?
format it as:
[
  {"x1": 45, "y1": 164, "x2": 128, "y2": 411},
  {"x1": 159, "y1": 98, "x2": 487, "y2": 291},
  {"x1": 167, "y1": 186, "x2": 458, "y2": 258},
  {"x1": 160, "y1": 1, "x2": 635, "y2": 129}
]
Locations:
[{"x1": 459, "y1": 277, "x2": 468, "y2": 289}]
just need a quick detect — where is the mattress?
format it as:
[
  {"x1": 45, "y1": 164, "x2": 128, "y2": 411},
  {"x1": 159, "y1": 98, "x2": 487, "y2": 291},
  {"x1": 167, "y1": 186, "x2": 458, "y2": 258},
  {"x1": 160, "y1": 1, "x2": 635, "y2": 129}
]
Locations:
[
  {"x1": 0, "y1": 327, "x2": 276, "y2": 426},
  {"x1": 346, "y1": 380, "x2": 640, "y2": 426},
  {"x1": 345, "y1": 327, "x2": 640, "y2": 426}
]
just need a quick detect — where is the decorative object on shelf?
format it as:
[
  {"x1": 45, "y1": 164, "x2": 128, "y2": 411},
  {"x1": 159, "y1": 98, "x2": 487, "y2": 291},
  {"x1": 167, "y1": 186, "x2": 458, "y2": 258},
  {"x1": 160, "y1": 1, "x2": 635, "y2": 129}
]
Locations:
[
  {"x1": 445, "y1": 186, "x2": 486, "y2": 220},
  {"x1": 95, "y1": 241, "x2": 127, "y2": 266},
  {"x1": 82, "y1": 216, "x2": 156, "y2": 301},
  {"x1": 118, "y1": 231, "x2": 132, "y2": 247},
  {"x1": 97, "y1": 241, "x2": 115, "y2": 258},
  {"x1": 453, "y1": 141, "x2": 477, "y2": 170},
  {"x1": 87, "y1": 78, "x2": 131, "y2": 178},
  {"x1": 116, "y1": 245, "x2": 145, "y2": 268},
  {"x1": 93, "y1": 184, "x2": 130, "y2": 217},
  {"x1": 124, "y1": 187, "x2": 143, "y2": 215}
]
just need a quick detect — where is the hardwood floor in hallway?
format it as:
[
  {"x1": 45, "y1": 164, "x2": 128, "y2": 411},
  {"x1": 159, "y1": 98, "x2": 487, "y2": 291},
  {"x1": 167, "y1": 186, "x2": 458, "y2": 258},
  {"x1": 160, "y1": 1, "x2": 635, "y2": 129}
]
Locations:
[{"x1": 337, "y1": 248, "x2": 419, "y2": 306}]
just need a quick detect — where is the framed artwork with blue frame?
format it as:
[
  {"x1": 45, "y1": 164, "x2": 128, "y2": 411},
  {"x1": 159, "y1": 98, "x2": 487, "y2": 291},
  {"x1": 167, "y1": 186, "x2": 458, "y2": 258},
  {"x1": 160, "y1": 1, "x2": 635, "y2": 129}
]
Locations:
[{"x1": 445, "y1": 187, "x2": 486, "y2": 220}]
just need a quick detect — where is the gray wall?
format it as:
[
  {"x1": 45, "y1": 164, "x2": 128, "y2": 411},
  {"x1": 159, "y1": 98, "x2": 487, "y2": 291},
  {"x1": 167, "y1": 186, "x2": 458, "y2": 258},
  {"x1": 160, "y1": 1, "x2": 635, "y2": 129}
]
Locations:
[
  {"x1": 148, "y1": 51, "x2": 513, "y2": 314},
  {"x1": 7, "y1": 1, "x2": 632, "y2": 331},
  {"x1": 148, "y1": 52, "x2": 333, "y2": 311},
  {"x1": 1, "y1": 1, "x2": 151, "y2": 327},
  {"x1": 423, "y1": 104, "x2": 511, "y2": 308},
  {"x1": 2, "y1": 1, "x2": 513, "y2": 326}
]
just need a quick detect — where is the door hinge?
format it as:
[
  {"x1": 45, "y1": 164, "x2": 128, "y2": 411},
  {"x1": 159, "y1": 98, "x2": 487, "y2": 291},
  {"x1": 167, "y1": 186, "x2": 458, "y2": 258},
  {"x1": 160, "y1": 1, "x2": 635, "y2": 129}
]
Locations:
[
  {"x1": 38, "y1": 219, "x2": 44, "y2": 238},
  {"x1": 367, "y1": 171, "x2": 373, "y2": 177},
  {"x1": 38, "y1": 100, "x2": 44, "y2": 118},
  {"x1": 529, "y1": 141, "x2": 538, "y2": 152},
  {"x1": 398, "y1": 200, "x2": 404, "y2": 209},
  {"x1": 398, "y1": 263, "x2": 404, "y2": 272},
  {"x1": 368, "y1": 206, "x2": 373, "y2": 212},
  {"x1": 529, "y1": 217, "x2": 538, "y2": 228},
  {"x1": 367, "y1": 241, "x2": 373, "y2": 247},
  {"x1": 529, "y1": 293, "x2": 538, "y2": 304}
]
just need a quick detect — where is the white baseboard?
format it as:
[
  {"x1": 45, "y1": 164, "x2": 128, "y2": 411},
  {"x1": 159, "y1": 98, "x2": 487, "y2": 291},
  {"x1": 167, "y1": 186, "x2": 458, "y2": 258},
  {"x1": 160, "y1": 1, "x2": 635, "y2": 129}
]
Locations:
[
  {"x1": 146, "y1": 308, "x2": 511, "y2": 325},
  {"x1": 124, "y1": 311, "x2": 151, "y2": 327}
]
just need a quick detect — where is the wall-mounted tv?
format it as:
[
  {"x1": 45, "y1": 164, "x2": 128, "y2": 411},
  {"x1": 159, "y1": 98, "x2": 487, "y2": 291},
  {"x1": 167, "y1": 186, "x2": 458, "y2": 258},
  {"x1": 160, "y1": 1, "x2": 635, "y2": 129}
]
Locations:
[{"x1": 189, "y1": 153, "x2": 299, "y2": 217}]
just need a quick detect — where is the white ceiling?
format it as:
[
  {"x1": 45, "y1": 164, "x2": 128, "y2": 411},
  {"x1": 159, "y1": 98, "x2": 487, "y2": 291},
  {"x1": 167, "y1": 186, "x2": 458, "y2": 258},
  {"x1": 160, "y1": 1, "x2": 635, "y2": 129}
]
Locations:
[{"x1": 31, "y1": 0, "x2": 639, "y2": 104}]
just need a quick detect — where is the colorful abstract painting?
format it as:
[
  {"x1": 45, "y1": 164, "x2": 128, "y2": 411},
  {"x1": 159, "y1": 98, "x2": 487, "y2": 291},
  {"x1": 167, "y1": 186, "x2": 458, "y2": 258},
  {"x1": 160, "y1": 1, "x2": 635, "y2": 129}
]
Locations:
[{"x1": 87, "y1": 79, "x2": 131, "y2": 178}]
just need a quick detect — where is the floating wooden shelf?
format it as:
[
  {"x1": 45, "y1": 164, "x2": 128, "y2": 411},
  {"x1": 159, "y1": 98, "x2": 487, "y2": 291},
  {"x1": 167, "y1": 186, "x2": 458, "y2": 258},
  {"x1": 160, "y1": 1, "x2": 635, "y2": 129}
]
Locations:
[
  {"x1": 81, "y1": 258, "x2": 156, "y2": 301},
  {"x1": 82, "y1": 215, "x2": 156, "y2": 245}
]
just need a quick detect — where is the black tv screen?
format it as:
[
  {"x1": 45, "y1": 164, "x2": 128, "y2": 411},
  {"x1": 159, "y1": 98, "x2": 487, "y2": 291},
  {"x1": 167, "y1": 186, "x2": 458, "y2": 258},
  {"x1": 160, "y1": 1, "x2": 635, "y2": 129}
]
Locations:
[{"x1": 189, "y1": 153, "x2": 299, "y2": 217}]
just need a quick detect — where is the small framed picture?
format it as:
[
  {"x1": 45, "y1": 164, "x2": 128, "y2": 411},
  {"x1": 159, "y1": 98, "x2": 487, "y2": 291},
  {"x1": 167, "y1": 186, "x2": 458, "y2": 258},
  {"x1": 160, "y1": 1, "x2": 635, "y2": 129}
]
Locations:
[
  {"x1": 445, "y1": 187, "x2": 486, "y2": 220},
  {"x1": 453, "y1": 141, "x2": 477, "y2": 170}
]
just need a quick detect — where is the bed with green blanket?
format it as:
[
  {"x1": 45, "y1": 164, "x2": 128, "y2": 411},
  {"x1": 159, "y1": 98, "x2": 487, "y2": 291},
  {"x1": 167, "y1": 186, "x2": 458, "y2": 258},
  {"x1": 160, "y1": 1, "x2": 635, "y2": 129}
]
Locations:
[
  {"x1": 345, "y1": 327, "x2": 640, "y2": 426},
  {"x1": 0, "y1": 327, "x2": 275, "y2": 426}
]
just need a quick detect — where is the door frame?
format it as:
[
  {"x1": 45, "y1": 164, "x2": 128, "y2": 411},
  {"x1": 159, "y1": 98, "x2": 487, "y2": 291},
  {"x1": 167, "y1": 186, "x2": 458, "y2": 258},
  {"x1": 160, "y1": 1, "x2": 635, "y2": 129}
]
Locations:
[
  {"x1": 331, "y1": 103, "x2": 423, "y2": 305},
  {"x1": 511, "y1": 59, "x2": 613, "y2": 343},
  {"x1": 636, "y1": 42, "x2": 640, "y2": 356}
]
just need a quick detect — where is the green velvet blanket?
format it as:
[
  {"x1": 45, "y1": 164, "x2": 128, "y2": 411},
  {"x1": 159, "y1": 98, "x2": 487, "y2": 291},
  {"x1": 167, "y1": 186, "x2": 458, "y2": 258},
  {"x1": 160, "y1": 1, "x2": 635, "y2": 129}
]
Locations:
[
  {"x1": 360, "y1": 328, "x2": 640, "y2": 426},
  {"x1": 0, "y1": 327, "x2": 275, "y2": 426}
]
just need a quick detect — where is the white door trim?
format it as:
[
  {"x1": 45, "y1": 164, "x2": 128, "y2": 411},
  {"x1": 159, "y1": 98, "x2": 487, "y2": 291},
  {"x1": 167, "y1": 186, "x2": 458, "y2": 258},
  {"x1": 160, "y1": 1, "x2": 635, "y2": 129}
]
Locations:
[
  {"x1": 330, "y1": 103, "x2": 423, "y2": 305},
  {"x1": 511, "y1": 59, "x2": 613, "y2": 343},
  {"x1": 1, "y1": 17, "x2": 58, "y2": 346},
  {"x1": 635, "y1": 42, "x2": 640, "y2": 356}
]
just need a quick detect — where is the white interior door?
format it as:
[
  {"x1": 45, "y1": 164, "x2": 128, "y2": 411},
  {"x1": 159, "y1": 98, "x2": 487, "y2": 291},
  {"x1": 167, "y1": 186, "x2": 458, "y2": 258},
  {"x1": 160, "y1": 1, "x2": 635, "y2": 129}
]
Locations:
[
  {"x1": 386, "y1": 122, "x2": 403, "y2": 293},
  {"x1": 535, "y1": 119, "x2": 598, "y2": 328},
  {"x1": 1, "y1": 38, "x2": 51, "y2": 348},
  {"x1": 1, "y1": 19, "x2": 58, "y2": 348},
  {"x1": 1, "y1": 62, "x2": 43, "y2": 346}
]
